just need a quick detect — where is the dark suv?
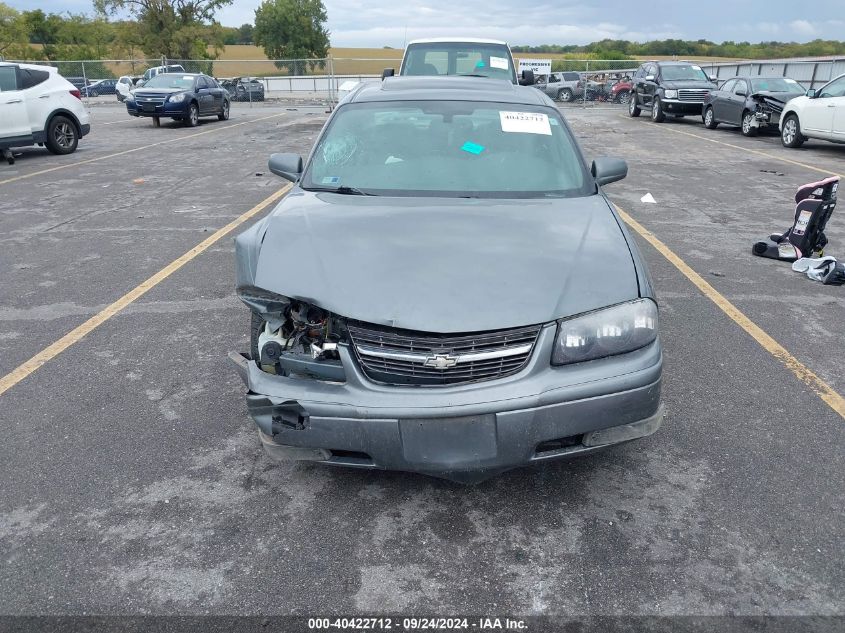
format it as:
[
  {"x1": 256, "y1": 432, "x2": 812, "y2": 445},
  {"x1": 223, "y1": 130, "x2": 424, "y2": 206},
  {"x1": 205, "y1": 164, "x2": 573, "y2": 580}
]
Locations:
[{"x1": 628, "y1": 61, "x2": 717, "y2": 122}]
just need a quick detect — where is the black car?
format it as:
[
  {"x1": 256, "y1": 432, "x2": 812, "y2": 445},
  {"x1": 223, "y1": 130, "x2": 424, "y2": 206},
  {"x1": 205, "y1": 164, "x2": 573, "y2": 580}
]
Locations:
[
  {"x1": 702, "y1": 76, "x2": 806, "y2": 136},
  {"x1": 126, "y1": 72, "x2": 231, "y2": 127},
  {"x1": 222, "y1": 77, "x2": 265, "y2": 102},
  {"x1": 629, "y1": 61, "x2": 718, "y2": 122},
  {"x1": 81, "y1": 78, "x2": 118, "y2": 97}
]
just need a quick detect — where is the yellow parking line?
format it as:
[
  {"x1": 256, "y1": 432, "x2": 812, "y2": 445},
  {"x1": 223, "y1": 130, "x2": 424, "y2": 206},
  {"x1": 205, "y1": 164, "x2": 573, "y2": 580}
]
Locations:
[
  {"x1": 0, "y1": 184, "x2": 292, "y2": 397},
  {"x1": 0, "y1": 112, "x2": 286, "y2": 186},
  {"x1": 618, "y1": 114, "x2": 844, "y2": 179},
  {"x1": 615, "y1": 204, "x2": 845, "y2": 421}
]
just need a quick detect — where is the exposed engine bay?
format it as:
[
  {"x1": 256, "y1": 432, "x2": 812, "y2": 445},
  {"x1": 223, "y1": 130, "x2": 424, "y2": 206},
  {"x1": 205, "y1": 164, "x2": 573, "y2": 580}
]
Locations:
[{"x1": 239, "y1": 286, "x2": 347, "y2": 381}]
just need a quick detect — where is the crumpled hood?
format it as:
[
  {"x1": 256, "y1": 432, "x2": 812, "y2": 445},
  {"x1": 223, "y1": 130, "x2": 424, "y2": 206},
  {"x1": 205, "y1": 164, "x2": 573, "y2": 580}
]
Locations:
[
  {"x1": 252, "y1": 190, "x2": 640, "y2": 333},
  {"x1": 750, "y1": 90, "x2": 804, "y2": 103}
]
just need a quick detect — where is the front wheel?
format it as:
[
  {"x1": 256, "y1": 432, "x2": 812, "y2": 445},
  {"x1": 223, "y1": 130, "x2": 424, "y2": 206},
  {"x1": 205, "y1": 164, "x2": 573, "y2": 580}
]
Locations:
[
  {"x1": 703, "y1": 106, "x2": 718, "y2": 129},
  {"x1": 617, "y1": 90, "x2": 630, "y2": 104},
  {"x1": 651, "y1": 97, "x2": 666, "y2": 123},
  {"x1": 185, "y1": 103, "x2": 199, "y2": 127},
  {"x1": 741, "y1": 111, "x2": 758, "y2": 137},
  {"x1": 558, "y1": 88, "x2": 573, "y2": 102},
  {"x1": 218, "y1": 100, "x2": 230, "y2": 121},
  {"x1": 90, "y1": 90, "x2": 98, "y2": 98},
  {"x1": 781, "y1": 114, "x2": 804, "y2": 148},
  {"x1": 44, "y1": 116, "x2": 78, "y2": 155},
  {"x1": 628, "y1": 92, "x2": 641, "y2": 117}
]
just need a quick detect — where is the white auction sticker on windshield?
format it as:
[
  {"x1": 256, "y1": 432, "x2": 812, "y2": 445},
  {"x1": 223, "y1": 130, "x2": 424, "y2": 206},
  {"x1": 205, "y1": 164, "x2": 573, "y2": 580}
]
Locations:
[
  {"x1": 490, "y1": 56, "x2": 509, "y2": 70},
  {"x1": 499, "y1": 111, "x2": 552, "y2": 135}
]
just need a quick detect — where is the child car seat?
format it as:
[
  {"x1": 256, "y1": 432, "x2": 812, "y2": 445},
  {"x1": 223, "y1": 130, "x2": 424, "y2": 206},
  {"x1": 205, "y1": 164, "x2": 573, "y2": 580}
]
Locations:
[{"x1": 752, "y1": 176, "x2": 838, "y2": 261}]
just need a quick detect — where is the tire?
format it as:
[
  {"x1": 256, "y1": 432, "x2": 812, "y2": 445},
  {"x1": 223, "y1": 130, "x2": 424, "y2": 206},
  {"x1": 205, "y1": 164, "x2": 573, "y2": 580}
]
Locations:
[
  {"x1": 781, "y1": 114, "x2": 804, "y2": 148},
  {"x1": 651, "y1": 96, "x2": 666, "y2": 123},
  {"x1": 152, "y1": 116, "x2": 161, "y2": 128},
  {"x1": 628, "y1": 91, "x2": 641, "y2": 117},
  {"x1": 703, "y1": 106, "x2": 718, "y2": 128},
  {"x1": 90, "y1": 90, "x2": 98, "y2": 98},
  {"x1": 218, "y1": 100, "x2": 230, "y2": 121},
  {"x1": 558, "y1": 88, "x2": 573, "y2": 102},
  {"x1": 185, "y1": 103, "x2": 199, "y2": 127},
  {"x1": 617, "y1": 90, "x2": 630, "y2": 104},
  {"x1": 741, "y1": 110, "x2": 758, "y2": 137},
  {"x1": 44, "y1": 115, "x2": 78, "y2": 155}
]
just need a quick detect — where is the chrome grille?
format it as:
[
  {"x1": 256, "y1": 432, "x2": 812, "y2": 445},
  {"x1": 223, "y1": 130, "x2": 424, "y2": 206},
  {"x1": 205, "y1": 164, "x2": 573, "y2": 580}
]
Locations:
[
  {"x1": 677, "y1": 89, "x2": 710, "y2": 103},
  {"x1": 134, "y1": 93, "x2": 167, "y2": 105},
  {"x1": 347, "y1": 322, "x2": 541, "y2": 386}
]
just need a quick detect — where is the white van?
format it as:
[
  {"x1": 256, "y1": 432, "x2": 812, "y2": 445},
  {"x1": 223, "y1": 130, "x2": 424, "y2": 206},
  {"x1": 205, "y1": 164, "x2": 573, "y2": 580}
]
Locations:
[{"x1": 390, "y1": 38, "x2": 533, "y2": 85}]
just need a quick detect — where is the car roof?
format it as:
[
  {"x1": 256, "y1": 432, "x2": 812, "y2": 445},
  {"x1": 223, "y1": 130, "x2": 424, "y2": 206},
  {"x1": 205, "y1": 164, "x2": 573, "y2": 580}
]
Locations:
[
  {"x1": 0, "y1": 61, "x2": 57, "y2": 73},
  {"x1": 348, "y1": 76, "x2": 549, "y2": 106},
  {"x1": 406, "y1": 37, "x2": 508, "y2": 46}
]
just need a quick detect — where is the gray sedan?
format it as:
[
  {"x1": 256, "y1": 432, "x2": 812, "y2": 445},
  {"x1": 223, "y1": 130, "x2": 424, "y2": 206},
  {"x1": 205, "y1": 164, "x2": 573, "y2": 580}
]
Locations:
[{"x1": 231, "y1": 76, "x2": 663, "y2": 482}]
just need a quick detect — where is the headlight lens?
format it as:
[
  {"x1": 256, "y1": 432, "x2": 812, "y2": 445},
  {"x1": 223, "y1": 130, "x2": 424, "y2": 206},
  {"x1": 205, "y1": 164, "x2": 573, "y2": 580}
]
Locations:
[
  {"x1": 168, "y1": 93, "x2": 186, "y2": 103},
  {"x1": 551, "y1": 299, "x2": 658, "y2": 366},
  {"x1": 664, "y1": 89, "x2": 678, "y2": 99}
]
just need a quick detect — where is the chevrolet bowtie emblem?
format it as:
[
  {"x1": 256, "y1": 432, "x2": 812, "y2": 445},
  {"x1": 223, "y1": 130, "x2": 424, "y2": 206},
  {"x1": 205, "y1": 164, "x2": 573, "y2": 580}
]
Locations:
[{"x1": 423, "y1": 354, "x2": 459, "y2": 369}]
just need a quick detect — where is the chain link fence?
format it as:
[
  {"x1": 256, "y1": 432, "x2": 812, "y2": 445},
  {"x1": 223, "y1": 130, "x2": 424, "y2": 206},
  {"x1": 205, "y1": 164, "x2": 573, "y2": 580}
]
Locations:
[{"x1": 8, "y1": 55, "x2": 844, "y2": 108}]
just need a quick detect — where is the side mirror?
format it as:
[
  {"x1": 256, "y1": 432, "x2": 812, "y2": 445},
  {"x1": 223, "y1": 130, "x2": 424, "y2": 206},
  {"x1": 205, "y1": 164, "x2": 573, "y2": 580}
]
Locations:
[
  {"x1": 382, "y1": 68, "x2": 394, "y2": 80},
  {"x1": 268, "y1": 153, "x2": 303, "y2": 182},
  {"x1": 645, "y1": 74, "x2": 655, "y2": 82},
  {"x1": 709, "y1": 74, "x2": 717, "y2": 82},
  {"x1": 806, "y1": 88, "x2": 816, "y2": 98},
  {"x1": 592, "y1": 157, "x2": 628, "y2": 187},
  {"x1": 519, "y1": 69, "x2": 535, "y2": 86}
]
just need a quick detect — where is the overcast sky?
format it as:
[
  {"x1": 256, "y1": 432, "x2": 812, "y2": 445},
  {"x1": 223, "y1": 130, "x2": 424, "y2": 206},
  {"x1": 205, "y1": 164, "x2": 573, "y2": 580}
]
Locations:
[{"x1": 7, "y1": 0, "x2": 845, "y2": 48}]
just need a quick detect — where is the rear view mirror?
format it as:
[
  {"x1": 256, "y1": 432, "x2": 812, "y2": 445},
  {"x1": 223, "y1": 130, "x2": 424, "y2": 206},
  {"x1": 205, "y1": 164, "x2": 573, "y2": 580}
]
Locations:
[
  {"x1": 268, "y1": 153, "x2": 303, "y2": 182},
  {"x1": 807, "y1": 88, "x2": 816, "y2": 98},
  {"x1": 592, "y1": 157, "x2": 628, "y2": 187},
  {"x1": 519, "y1": 69, "x2": 535, "y2": 86},
  {"x1": 382, "y1": 68, "x2": 394, "y2": 80}
]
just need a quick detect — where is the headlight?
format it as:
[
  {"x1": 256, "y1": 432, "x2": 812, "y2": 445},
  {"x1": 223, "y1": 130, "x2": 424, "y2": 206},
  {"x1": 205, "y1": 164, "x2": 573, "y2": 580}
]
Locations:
[
  {"x1": 663, "y1": 89, "x2": 678, "y2": 99},
  {"x1": 551, "y1": 299, "x2": 658, "y2": 366},
  {"x1": 168, "y1": 93, "x2": 186, "y2": 103}
]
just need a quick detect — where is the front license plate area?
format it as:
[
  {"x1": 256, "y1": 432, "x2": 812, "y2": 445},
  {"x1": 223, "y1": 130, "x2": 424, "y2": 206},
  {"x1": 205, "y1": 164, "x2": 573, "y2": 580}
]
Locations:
[
  {"x1": 399, "y1": 415, "x2": 497, "y2": 466},
  {"x1": 142, "y1": 103, "x2": 156, "y2": 112}
]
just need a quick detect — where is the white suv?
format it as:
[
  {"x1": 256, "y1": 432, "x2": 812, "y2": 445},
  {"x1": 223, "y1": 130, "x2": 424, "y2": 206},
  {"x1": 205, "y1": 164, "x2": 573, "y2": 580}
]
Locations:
[
  {"x1": 115, "y1": 75, "x2": 135, "y2": 102},
  {"x1": 780, "y1": 73, "x2": 845, "y2": 148},
  {"x1": 0, "y1": 62, "x2": 91, "y2": 164}
]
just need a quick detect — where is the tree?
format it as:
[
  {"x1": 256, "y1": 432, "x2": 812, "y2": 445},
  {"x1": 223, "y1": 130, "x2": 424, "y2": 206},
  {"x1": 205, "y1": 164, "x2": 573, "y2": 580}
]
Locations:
[
  {"x1": 237, "y1": 23, "x2": 253, "y2": 44},
  {"x1": 0, "y1": 2, "x2": 28, "y2": 57},
  {"x1": 94, "y1": 0, "x2": 231, "y2": 60},
  {"x1": 253, "y1": 0, "x2": 329, "y2": 75}
]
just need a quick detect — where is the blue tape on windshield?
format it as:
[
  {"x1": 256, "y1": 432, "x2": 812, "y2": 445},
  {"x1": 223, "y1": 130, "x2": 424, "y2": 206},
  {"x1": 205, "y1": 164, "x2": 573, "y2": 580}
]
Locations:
[
  {"x1": 475, "y1": 60, "x2": 485, "y2": 68},
  {"x1": 461, "y1": 141, "x2": 485, "y2": 155}
]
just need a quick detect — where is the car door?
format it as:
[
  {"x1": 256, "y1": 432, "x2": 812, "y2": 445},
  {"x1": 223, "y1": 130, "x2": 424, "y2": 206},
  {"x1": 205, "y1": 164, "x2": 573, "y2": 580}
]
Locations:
[
  {"x1": 207, "y1": 76, "x2": 224, "y2": 111},
  {"x1": 801, "y1": 75, "x2": 845, "y2": 136},
  {"x1": 0, "y1": 65, "x2": 32, "y2": 143},
  {"x1": 712, "y1": 79, "x2": 735, "y2": 121},
  {"x1": 196, "y1": 76, "x2": 213, "y2": 114},
  {"x1": 643, "y1": 64, "x2": 658, "y2": 105},
  {"x1": 19, "y1": 67, "x2": 53, "y2": 135},
  {"x1": 727, "y1": 79, "x2": 749, "y2": 125}
]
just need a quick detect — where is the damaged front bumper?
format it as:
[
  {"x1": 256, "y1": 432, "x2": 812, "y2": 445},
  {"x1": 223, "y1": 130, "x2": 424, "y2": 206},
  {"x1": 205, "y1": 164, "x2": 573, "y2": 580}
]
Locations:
[{"x1": 230, "y1": 326, "x2": 663, "y2": 483}]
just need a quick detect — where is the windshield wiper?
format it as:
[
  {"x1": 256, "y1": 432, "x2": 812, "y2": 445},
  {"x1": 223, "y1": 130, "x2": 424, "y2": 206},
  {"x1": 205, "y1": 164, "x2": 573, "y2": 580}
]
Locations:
[{"x1": 306, "y1": 185, "x2": 376, "y2": 196}]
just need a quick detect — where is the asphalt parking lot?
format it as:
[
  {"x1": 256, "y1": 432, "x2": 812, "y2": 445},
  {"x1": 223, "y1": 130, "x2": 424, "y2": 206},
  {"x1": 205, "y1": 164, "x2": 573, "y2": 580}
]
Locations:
[{"x1": 1, "y1": 101, "x2": 843, "y2": 619}]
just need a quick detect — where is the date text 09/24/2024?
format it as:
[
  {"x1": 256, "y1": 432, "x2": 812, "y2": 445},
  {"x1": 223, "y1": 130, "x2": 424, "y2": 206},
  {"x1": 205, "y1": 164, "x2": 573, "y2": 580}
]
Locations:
[{"x1": 308, "y1": 617, "x2": 528, "y2": 630}]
